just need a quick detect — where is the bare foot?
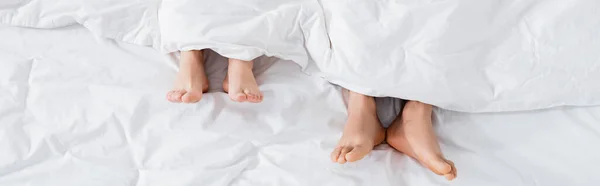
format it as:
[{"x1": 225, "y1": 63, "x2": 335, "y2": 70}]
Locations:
[
  {"x1": 331, "y1": 90, "x2": 385, "y2": 164},
  {"x1": 167, "y1": 50, "x2": 209, "y2": 103},
  {"x1": 222, "y1": 58, "x2": 263, "y2": 103},
  {"x1": 386, "y1": 101, "x2": 457, "y2": 180}
]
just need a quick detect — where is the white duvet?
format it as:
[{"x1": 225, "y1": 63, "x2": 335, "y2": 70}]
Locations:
[
  {"x1": 3, "y1": 1, "x2": 600, "y2": 186},
  {"x1": 2, "y1": 0, "x2": 600, "y2": 112},
  {"x1": 2, "y1": 23, "x2": 600, "y2": 186}
]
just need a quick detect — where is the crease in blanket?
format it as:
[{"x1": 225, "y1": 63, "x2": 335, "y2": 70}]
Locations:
[{"x1": 0, "y1": 0, "x2": 162, "y2": 47}]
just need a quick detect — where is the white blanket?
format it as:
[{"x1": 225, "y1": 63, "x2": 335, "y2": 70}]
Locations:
[
  {"x1": 3, "y1": 24, "x2": 600, "y2": 186},
  {"x1": 318, "y1": 0, "x2": 600, "y2": 112},
  {"x1": 2, "y1": 0, "x2": 599, "y2": 112},
  {"x1": 0, "y1": 0, "x2": 161, "y2": 46}
]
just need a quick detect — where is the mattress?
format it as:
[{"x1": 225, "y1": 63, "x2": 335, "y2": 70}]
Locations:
[{"x1": 1, "y1": 25, "x2": 600, "y2": 186}]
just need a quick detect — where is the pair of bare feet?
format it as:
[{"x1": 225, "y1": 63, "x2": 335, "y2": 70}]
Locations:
[
  {"x1": 166, "y1": 50, "x2": 263, "y2": 103},
  {"x1": 331, "y1": 91, "x2": 457, "y2": 181},
  {"x1": 167, "y1": 50, "x2": 455, "y2": 180}
]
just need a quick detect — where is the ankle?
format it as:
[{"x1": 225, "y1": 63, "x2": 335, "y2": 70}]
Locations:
[
  {"x1": 180, "y1": 52, "x2": 204, "y2": 66},
  {"x1": 228, "y1": 58, "x2": 254, "y2": 68},
  {"x1": 404, "y1": 101, "x2": 432, "y2": 114},
  {"x1": 348, "y1": 94, "x2": 376, "y2": 111}
]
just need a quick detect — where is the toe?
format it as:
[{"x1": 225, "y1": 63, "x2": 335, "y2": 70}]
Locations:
[
  {"x1": 230, "y1": 92, "x2": 247, "y2": 102},
  {"x1": 255, "y1": 92, "x2": 264, "y2": 102},
  {"x1": 444, "y1": 160, "x2": 457, "y2": 180},
  {"x1": 444, "y1": 173, "x2": 455, "y2": 181},
  {"x1": 243, "y1": 90, "x2": 263, "y2": 103},
  {"x1": 424, "y1": 157, "x2": 453, "y2": 176},
  {"x1": 248, "y1": 94, "x2": 257, "y2": 102},
  {"x1": 331, "y1": 147, "x2": 342, "y2": 163},
  {"x1": 166, "y1": 92, "x2": 174, "y2": 101},
  {"x1": 250, "y1": 94, "x2": 262, "y2": 103},
  {"x1": 337, "y1": 147, "x2": 351, "y2": 164},
  {"x1": 167, "y1": 90, "x2": 185, "y2": 103},
  {"x1": 242, "y1": 90, "x2": 257, "y2": 102},
  {"x1": 182, "y1": 91, "x2": 202, "y2": 103},
  {"x1": 345, "y1": 145, "x2": 371, "y2": 162}
]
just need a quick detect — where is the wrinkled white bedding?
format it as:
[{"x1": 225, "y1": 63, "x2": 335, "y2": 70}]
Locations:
[
  {"x1": 3, "y1": 0, "x2": 600, "y2": 112},
  {"x1": 0, "y1": 25, "x2": 348, "y2": 186},
  {"x1": 2, "y1": 24, "x2": 600, "y2": 186},
  {"x1": 317, "y1": 0, "x2": 600, "y2": 112},
  {"x1": 159, "y1": 0, "x2": 600, "y2": 112},
  {"x1": 3, "y1": 0, "x2": 600, "y2": 185},
  {"x1": 0, "y1": 0, "x2": 161, "y2": 46}
]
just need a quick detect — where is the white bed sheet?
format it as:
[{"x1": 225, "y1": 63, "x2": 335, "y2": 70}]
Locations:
[{"x1": 1, "y1": 26, "x2": 600, "y2": 186}]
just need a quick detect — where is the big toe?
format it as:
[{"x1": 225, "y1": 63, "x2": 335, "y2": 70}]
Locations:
[
  {"x1": 181, "y1": 91, "x2": 203, "y2": 103},
  {"x1": 423, "y1": 156, "x2": 453, "y2": 176},
  {"x1": 230, "y1": 92, "x2": 248, "y2": 102},
  {"x1": 345, "y1": 145, "x2": 372, "y2": 162},
  {"x1": 443, "y1": 160, "x2": 457, "y2": 180}
]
